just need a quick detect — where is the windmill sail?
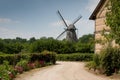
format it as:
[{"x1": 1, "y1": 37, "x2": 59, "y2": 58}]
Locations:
[
  {"x1": 58, "y1": 10, "x2": 68, "y2": 27},
  {"x1": 73, "y1": 15, "x2": 82, "y2": 24},
  {"x1": 56, "y1": 30, "x2": 66, "y2": 39},
  {"x1": 56, "y1": 10, "x2": 82, "y2": 42}
]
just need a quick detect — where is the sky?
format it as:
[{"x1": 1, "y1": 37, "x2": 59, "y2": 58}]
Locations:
[{"x1": 0, "y1": 0, "x2": 100, "y2": 40}]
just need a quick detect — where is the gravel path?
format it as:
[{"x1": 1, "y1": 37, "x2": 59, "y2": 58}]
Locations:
[{"x1": 15, "y1": 61, "x2": 115, "y2": 80}]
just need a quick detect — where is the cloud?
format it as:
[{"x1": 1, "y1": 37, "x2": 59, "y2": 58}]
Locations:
[
  {"x1": 50, "y1": 20, "x2": 71, "y2": 27},
  {"x1": 0, "y1": 27, "x2": 21, "y2": 39},
  {"x1": 0, "y1": 27, "x2": 50, "y2": 39},
  {"x1": 49, "y1": 18, "x2": 95, "y2": 39},
  {"x1": 0, "y1": 18, "x2": 20, "y2": 23},
  {"x1": 0, "y1": 27, "x2": 35, "y2": 39},
  {"x1": 0, "y1": 19, "x2": 94, "y2": 40},
  {"x1": 74, "y1": 19, "x2": 94, "y2": 37},
  {"x1": 86, "y1": 0, "x2": 100, "y2": 12}
]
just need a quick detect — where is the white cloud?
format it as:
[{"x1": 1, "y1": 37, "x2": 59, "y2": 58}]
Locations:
[
  {"x1": 49, "y1": 18, "x2": 95, "y2": 39},
  {"x1": 0, "y1": 27, "x2": 21, "y2": 39},
  {"x1": 0, "y1": 27, "x2": 38, "y2": 40},
  {"x1": 0, "y1": 19, "x2": 94, "y2": 40},
  {"x1": 86, "y1": 0, "x2": 100, "y2": 12},
  {"x1": 50, "y1": 20, "x2": 71, "y2": 27},
  {"x1": 0, "y1": 27, "x2": 51, "y2": 39},
  {"x1": 74, "y1": 19, "x2": 95, "y2": 37},
  {"x1": 0, "y1": 18, "x2": 20, "y2": 23}
]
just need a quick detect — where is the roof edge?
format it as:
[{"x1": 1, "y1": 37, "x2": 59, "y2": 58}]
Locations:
[{"x1": 89, "y1": 0, "x2": 106, "y2": 20}]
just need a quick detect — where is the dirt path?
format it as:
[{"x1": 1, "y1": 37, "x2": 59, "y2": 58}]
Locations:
[{"x1": 15, "y1": 61, "x2": 116, "y2": 80}]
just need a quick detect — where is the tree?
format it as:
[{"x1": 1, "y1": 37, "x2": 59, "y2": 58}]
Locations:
[
  {"x1": 0, "y1": 39, "x2": 6, "y2": 52},
  {"x1": 78, "y1": 34, "x2": 94, "y2": 43},
  {"x1": 16, "y1": 37, "x2": 27, "y2": 43},
  {"x1": 29, "y1": 37, "x2": 36, "y2": 43},
  {"x1": 106, "y1": 0, "x2": 120, "y2": 44},
  {"x1": 76, "y1": 34, "x2": 94, "y2": 53}
]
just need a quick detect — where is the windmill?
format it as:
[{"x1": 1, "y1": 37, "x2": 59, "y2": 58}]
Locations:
[{"x1": 56, "y1": 10, "x2": 82, "y2": 42}]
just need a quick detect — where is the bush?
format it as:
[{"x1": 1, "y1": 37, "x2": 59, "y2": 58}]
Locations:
[
  {"x1": 85, "y1": 54, "x2": 101, "y2": 71},
  {"x1": 93, "y1": 54, "x2": 100, "y2": 69},
  {"x1": 0, "y1": 53, "x2": 30, "y2": 65},
  {"x1": 0, "y1": 61, "x2": 15, "y2": 80},
  {"x1": 57, "y1": 53, "x2": 93, "y2": 61},
  {"x1": 0, "y1": 51, "x2": 57, "y2": 80},
  {"x1": 0, "y1": 51, "x2": 56, "y2": 65},
  {"x1": 100, "y1": 46, "x2": 120, "y2": 76},
  {"x1": 85, "y1": 61, "x2": 97, "y2": 70},
  {"x1": 30, "y1": 50, "x2": 56, "y2": 64},
  {"x1": 86, "y1": 46, "x2": 120, "y2": 76},
  {"x1": 16, "y1": 59, "x2": 29, "y2": 71}
]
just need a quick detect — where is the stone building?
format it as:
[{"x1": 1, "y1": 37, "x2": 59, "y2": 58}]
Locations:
[{"x1": 89, "y1": 0, "x2": 110, "y2": 53}]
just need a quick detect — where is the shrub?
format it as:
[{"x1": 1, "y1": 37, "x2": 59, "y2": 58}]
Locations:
[
  {"x1": 34, "y1": 61, "x2": 40, "y2": 68},
  {"x1": 85, "y1": 54, "x2": 101, "y2": 71},
  {"x1": 16, "y1": 59, "x2": 29, "y2": 71},
  {"x1": 86, "y1": 46, "x2": 120, "y2": 76},
  {"x1": 0, "y1": 53, "x2": 30, "y2": 65},
  {"x1": 0, "y1": 51, "x2": 57, "y2": 80},
  {"x1": 93, "y1": 54, "x2": 100, "y2": 69},
  {"x1": 39, "y1": 60, "x2": 45, "y2": 67},
  {"x1": 0, "y1": 51, "x2": 56, "y2": 66},
  {"x1": 85, "y1": 61, "x2": 97, "y2": 71},
  {"x1": 0, "y1": 61, "x2": 15, "y2": 80},
  {"x1": 57, "y1": 53, "x2": 93, "y2": 61},
  {"x1": 27, "y1": 62, "x2": 35, "y2": 69},
  {"x1": 41, "y1": 50, "x2": 56, "y2": 64},
  {"x1": 30, "y1": 50, "x2": 57, "y2": 64},
  {"x1": 14, "y1": 66, "x2": 23, "y2": 74},
  {"x1": 0, "y1": 65, "x2": 10, "y2": 80},
  {"x1": 100, "y1": 46, "x2": 120, "y2": 76}
]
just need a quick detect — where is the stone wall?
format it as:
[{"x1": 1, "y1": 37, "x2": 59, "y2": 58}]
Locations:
[{"x1": 94, "y1": 0, "x2": 109, "y2": 53}]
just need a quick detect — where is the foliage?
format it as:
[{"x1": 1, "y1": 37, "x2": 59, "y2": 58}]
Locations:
[
  {"x1": 76, "y1": 34, "x2": 94, "y2": 53},
  {"x1": 30, "y1": 38, "x2": 76, "y2": 54},
  {"x1": 0, "y1": 51, "x2": 56, "y2": 80},
  {"x1": 106, "y1": 0, "x2": 120, "y2": 44},
  {"x1": 30, "y1": 38, "x2": 60, "y2": 53},
  {"x1": 100, "y1": 46, "x2": 120, "y2": 76},
  {"x1": 93, "y1": 54, "x2": 100, "y2": 68},
  {"x1": 0, "y1": 34, "x2": 94, "y2": 54},
  {"x1": 85, "y1": 61, "x2": 97, "y2": 70},
  {"x1": 41, "y1": 50, "x2": 56, "y2": 64},
  {"x1": 30, "y1": 34, "x2": 94, "y2": 54},
  {"x1": 0, "y1": 53, "x2": 30, "y2": 65},
  {"x1": 75, "y1": 43, "x2": 93, "y2": 53},
  {"x1": 16, "y1": 59, "x2": 29, "y2": 71},
  {"x1": 30, "y1": 50, "x2": 56, "y2": 64},
  {"x1": 0, "y1": 38, "x2": 24, "y2": 54},
  {"x1": 86, "y1": 0, "x2": 120, "y2": 76},
  {"x1": 0, "y1": 51, "x2": 56, "y2": 65},
  {"x1": 86, "y1": 46, "x2": 120, "y2": 76},
  {"x1": 57, "y1": 53, "x2": 93, "y2": 61},
  {"x1": 0, "y1": 61, "x2": 15, "y2": 80},
  {"x1": 78, "y1": 34, "x2": 94, "y2": 43},
  {"x1": 85, "y1": 54, "x2": 101, "y2": 71}
]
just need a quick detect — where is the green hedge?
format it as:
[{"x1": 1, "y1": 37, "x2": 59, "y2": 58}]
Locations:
[
  {"x1": 0, "y1": 51, "x2": 56, "y2": 65},
  {"x1": 30, "y1": 51, "x2": 56, "y2": 64},
  {"x1": 57, "y1": 53, "x2": 93, "y2": 61},
  {"x1": 0, "y1": 54, "x2": 29, "y2": 65}
]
